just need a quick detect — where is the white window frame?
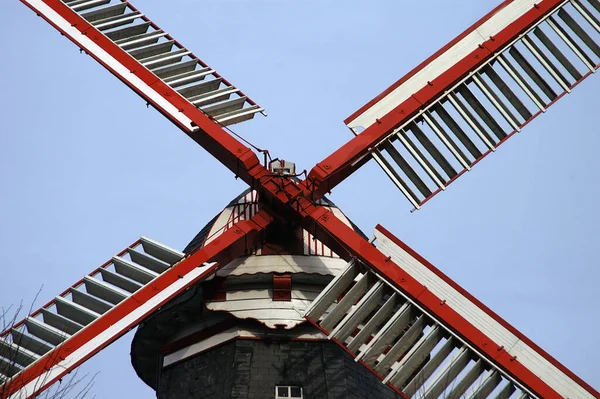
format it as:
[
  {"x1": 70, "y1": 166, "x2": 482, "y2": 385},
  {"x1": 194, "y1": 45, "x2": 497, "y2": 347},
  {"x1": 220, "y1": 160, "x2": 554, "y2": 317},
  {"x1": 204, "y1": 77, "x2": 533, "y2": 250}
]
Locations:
[{"x1": 275, "y1": 385, "x2": 303, "y2": 398}]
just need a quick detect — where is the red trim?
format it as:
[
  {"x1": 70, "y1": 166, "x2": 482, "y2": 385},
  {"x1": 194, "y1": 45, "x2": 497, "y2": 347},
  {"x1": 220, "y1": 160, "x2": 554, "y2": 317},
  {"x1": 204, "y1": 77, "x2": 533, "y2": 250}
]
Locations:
[
  {"x1": 3, "y1": 211, "x2": 273, "y2": 399},
  {"x1": 16, "y1": 1, "x2": 599, "y2": 397},
  {"x1": 417, "y1": 62, "x2": 600, "y2": 207},
  {"x1": 375, "y1": 224, "x2": 600, "y2": 398},
  {"x1": 344, "y1": 0, "x2": 513, "y2": 125},
  {"x1": 300, "y1": 207, "x2": 566, "y2": 399},
  {"x1": 0, "y1": 239, "x2": 141, "y2": 338},
  {"x1": 273, "y1": 273, "x2": 292, "y2": 301},
  {"x1": 309, "y1": 0, "x2": 568, "y2": 197},
  {"x1": 23, "y1": 0, "x2": 265, "y2": 188},
  {"x1": 119, "y1": 1, "x2": 259, "y2": 107}
]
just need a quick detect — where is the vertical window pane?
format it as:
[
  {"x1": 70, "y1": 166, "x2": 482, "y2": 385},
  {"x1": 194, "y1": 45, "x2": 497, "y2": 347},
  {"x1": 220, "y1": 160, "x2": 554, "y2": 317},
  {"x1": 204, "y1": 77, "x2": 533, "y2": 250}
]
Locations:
[{"x1": 290, "y1": 386, "x2": 302, "y2": 397}]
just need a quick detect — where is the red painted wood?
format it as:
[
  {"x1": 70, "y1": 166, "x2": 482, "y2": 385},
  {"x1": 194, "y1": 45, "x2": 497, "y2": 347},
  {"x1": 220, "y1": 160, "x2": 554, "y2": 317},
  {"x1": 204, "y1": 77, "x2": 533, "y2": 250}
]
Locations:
[
  {"x1": 375, "y1": 224, "x2": 600, "y2": 398},
  {"x1": 15, "y1": 1, "x2": 599, "y2": 398},
  {"x1": 417, "y1": 63, "x2": 599, "y2": 207},
  {"x1": 2, "y1": 211, "x2": 273, "y2": 399},
  {"x1": 344, "y1": 0, "x2": 513, "y2": 125},
  {"x1": 308, "y1": 0, "x2": 567, "y2": 198},
  {"x1": 23, "y1": 0, "x2": 265, "y2": 188},
  {"x1": 301, "y1": 208, "x2": 565, "y2": 399},
  {"x1": 273, "y1": 273, "x2": 292, "y2": 301}
]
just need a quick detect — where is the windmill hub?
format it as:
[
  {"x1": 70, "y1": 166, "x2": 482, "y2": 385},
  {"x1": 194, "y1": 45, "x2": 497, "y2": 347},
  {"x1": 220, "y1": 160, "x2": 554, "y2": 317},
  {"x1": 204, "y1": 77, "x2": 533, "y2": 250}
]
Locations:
[
  {"x1": 269, "y1": 159, "x2": 296, "y2": 176},
  {"x1": 130, "y1": 189, "x2": 398, "y2": 398}
]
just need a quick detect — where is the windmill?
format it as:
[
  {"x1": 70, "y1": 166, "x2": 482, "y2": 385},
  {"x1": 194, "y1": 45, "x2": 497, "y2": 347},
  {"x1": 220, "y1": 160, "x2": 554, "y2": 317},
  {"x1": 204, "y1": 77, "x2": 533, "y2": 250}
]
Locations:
[{"x1": 1, "y1": 0, "x2": 600, "y2": 398}]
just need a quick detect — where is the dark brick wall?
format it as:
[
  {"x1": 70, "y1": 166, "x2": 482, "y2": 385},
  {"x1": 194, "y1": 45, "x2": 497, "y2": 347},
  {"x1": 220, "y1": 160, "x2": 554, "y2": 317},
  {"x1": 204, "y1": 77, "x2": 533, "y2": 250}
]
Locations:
[{"x1": 157, "y1": 339, "x2": 402, "y2": 399}]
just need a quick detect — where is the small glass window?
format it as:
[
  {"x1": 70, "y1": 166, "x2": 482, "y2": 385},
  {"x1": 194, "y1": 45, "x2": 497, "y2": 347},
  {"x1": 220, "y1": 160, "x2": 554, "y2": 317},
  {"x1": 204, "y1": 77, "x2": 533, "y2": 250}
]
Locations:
[{"x1": 275, "y1": 386, "x2": 303, "y2": 398}]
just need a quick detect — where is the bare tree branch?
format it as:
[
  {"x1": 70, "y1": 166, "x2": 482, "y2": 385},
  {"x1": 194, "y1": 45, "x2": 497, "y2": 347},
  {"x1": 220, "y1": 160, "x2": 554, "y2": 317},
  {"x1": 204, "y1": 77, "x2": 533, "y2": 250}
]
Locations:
[{"x1": 0, "y1": 288, "x2": 96, "y2": 399}]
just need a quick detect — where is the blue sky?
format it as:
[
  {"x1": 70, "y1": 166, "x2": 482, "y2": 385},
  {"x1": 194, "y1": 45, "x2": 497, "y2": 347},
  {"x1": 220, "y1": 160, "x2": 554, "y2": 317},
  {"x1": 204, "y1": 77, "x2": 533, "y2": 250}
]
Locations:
[{"x1": 1, "y1": 0, "x2": 599, "y2": 397}]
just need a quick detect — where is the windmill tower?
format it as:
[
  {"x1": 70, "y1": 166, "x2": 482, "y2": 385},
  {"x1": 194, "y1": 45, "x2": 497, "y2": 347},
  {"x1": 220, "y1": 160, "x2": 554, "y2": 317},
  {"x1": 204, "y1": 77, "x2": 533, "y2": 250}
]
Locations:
[{"x1": 1, "y1": 0, "x2": 600, "y2": 399}]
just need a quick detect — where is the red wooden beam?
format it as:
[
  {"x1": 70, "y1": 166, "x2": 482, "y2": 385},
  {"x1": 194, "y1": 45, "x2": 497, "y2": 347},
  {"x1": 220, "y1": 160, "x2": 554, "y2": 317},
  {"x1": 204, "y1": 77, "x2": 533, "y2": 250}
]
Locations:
[
  {"x1": 2, "y1": 211, "x2": 273, "y2": 399},
  {"x1": 306, "y1": 0, "x2": 568, "y2": 198},
  {"x1": 375, "y1": 224, "x2": 600, "y2": 399},
  {"x1": 21, "y1": 0, "x2": 266, "y2": 188},
  {"x1": 296, "y1": 204, "x2": 599, "y2": 399}
]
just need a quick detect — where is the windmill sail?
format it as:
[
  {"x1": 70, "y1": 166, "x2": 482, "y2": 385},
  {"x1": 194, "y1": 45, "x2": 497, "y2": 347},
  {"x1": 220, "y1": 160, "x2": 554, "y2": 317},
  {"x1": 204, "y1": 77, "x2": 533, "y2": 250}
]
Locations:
[
  {"x1": 21, "y1": 0, "x2": 264, "y2": 128},
  {"x1": 310, "y1": 0, "x2": 600, "y2": 209},
  {"x1": 16, "y1": 0, "x2": 272, "y2": 187},
  {"x1": 305, "y1": 225, "x2": 599, "y2": 399},
  {"x1": 0, "y1": 212, "x2": 271, "y2": 399}
]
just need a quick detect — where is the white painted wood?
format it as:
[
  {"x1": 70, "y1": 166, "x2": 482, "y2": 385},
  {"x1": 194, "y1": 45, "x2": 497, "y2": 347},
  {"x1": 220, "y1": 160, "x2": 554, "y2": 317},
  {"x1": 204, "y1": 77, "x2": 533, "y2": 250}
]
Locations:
[
  {"x1": 206, "y1": 298, "x2": 313, "y2": 329},
  {"x1": 216, "y1": 254, "x2": 347, "y2": 277},
  {"x1": 20, "y1": 0, "x2": 196, "y2": 149},
  {"x1": 162, "y1": 326, "x2": 327, "y2": 367},
  {"x1": 164, "y1": 327, "x2": 242, "y2": 367},
  {"x1": 206, "y1": 200, "x2": 350, "y2": 258},
  {"x1": 374, "y1": 228, "x2": 595, "y2": 399},
  {"x1": 347, "y1": 0, "x2": 550, "y2": 130},
  {"x1": 8, "y1": 261, "x2": 216, "y2": 399},
  {"x1": 210, "y1": 286, "x2": 323, "y2": 302},
  {"x1": 204, "y1": 208, "x2": 233, "y2": 246}
]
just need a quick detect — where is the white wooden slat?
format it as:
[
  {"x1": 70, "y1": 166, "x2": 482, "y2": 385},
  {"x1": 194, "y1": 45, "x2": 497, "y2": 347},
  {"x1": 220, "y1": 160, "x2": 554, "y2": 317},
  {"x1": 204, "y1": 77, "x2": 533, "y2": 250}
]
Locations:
[
  {"x1": 402, "y1": 337, "x2": 456, "y2": 397},
  {"x1": 304, "y1": 260, "x2": 358, "y2": 321},
  {"x1": 547, "y1": 15, "x2": 597, "y2": 71},
  {"x1": 374, "y1": 228, "x2": 596, "y2": 399},
  {"x1": 41, "y1": 309, "x2": 83, "y2": 336},
  {"x1": 320, "y1": 272, "x2": 371, "y2": 331},
  {"x1": 346, "y1": 0, "x2": 548, "y2": 130},
  {"x1": 422, "y1": 346, "x2": 471, "y2": 399},
  {"x1": 346, "y1": 293, "x2": 400, "y2": 354},
  {"x1": 128, "y1": 248, "x2": 170, "y2": 274},
  {"x1": 330, "y1": 282, "x2": 384, "y2": 342},
  {"x1": 140, "y1": 237, "x2": 184, "y2": 265},
  {"x1": 446, "y1": 359, "x2": 486, "y2": 399},
  {"x1": 112, "y1": 256, "x2": 158, "y2": 284},
  {"x1": 376, "y1": 315, "x2": 427, "y2": 375},
  {"x1": 84, "y1": 276, "x2": 128, "y2": 305},
  {"x1": 54, "y1": 296, "x2": 99, "y2": 326},
  {"x1": 24, "y1": 318, "x2": 68, "y2": 347},
  {"x1": 387, "y1": 325, "x2": 444, "y2": 386},
  {"x1": 71, "y1": 288, "x2": 113, "y2": 314},
  {"x1": 356, "y1": 302, "x2": 413, "y2": 364},
  {"x1": 0, "y1": 339, "x2": 39, "y2": 367},
  {"x1": 466, "y1": 369, "x2": 502, "y2": 399},
  {"x1": 10, "y1": 329, "x2": 53, "y2": 357}
]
